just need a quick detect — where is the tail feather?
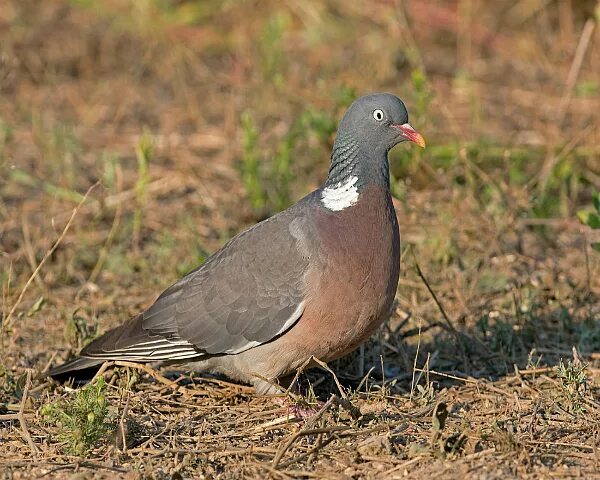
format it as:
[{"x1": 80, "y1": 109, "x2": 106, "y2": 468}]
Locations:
[
  {"x1": 80, "y1": 313, "x2": 199, "y2": 361},
  {"x1": 46, "y1": 313, "x2": 201, "y2": 385},
  {"x1": 44, "y1": 356, "x2": 105, "y2": 384}
]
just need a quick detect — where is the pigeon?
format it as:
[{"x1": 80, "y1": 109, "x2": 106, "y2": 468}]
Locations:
[{"x1": 47, "y1": 93, "x2": 425, "y2": 394}]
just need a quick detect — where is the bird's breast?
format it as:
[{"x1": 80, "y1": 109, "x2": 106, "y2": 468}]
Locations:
[{"x1": 294, "y1": 185, "x2": 400, "y2": 360}]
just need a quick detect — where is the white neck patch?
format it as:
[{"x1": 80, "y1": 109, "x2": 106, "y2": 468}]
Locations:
[{"x1": 321, "y1": 176, "x2": 359, "y2": 211}]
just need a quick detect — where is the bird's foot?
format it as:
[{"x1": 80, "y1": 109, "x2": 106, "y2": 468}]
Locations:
[
  {"x1": 288, "y1": 398, "x2": 325, "y2": 420},
  {"x1": 273, "y1": 395, "x2": 324, "y2": 420}
]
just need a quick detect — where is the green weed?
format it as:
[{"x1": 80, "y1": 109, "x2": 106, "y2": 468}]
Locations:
[
  {"x1": 333, "y1": 84, "x2": 358, "y2": 109},
  {"x1": 41, "y1": 377, "x2": 113, "y2": 455},
  {"x1": 477, "y1": 315, "x2": 520, "y2": 360},
  {"x1": 239, "y1": 104, "x2": 339, "y2": 216},
  {"x1": 298, "y1": 108, "x2": 338, "y2": 146},
  {"x1": 482, "y1": 420, "x2": 520, "y2": 454},
  {"x1": 526, "y1": 349, "x2": 543, "y2": 371},
  {"x1": 102, "y1": 245, "x2": 136, "y2": 277},
  {"x1": 26, "y1": 296, "x2": 45, "y2": 317},
  {"x1": 133, "y1": 131, "x2": 153, "y2": 245},
  {"x1": 0, "y1": 362, "x2": 16, "y2": 401},
  {"x1": 64, "y1": 309, "x2": 97, "y2": 350},
  {"x1": 390, "y1": 68, "x2": 433, "y2": 194},
  {"x1": 575, "y1": 80, "x2": 600, "y2": 97},
  {"x1": 534, "y1": 155, "x2": 584, "y2": 219},
  {"x1": 150, "y1": 229, "x2": 209, "y2": 277},
  {"x1": 9, "y1": 168, "x2": 86, "y2": 204},
  {"x1": 577, "y1": 318, "x2": 600, "y2": 354},
  {"x1": 413, "y1": 381, "x2": 436, "y2": 406},
  {"x1": 411, "y1": 69, "x2": 432, "y2": 126},
  {"x1": 408, "y1": 402, "x2": 466, "y2": 459},
  {"x1": 411, "y1": 353, "x2": 436, "y2": 407},
  {"x1": 69, "y1": 0, "x2": 219, "y2": 36},
  {"x1": 269, "y1": 132, "x2": 294, "y2": 212},
  {"x1": 240, "y1": 111, "x2": 266, "y2": 212},
  {"x1": 31, "y1": 115, "x2": 80, "y2": 189},
  {"x1": 0, "y1": 117, "x2": 12, "y2": 168},
  {"x1": 100, "y1": 151, "x2": 121, "y2": 193},
  {"x1": 577, "y1": 191, "x2": 600, "y2": 251},
  {"x1": 260, "y1": 13, "x2": 290, "y2": 86},
  {"x1": 555, "y1": 358, "x2": 588, "y2": 413}
]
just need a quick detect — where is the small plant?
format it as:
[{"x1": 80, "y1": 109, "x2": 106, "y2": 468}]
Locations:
[
  {"x1": 411, "y1": 353, "x2": 436, "y2": 407},
  {"x1": 0, "y1": 117, "x2": 13, "y2": 168},
  {"x1": 333, "y1": 84, "x2": 358, "y2": 111},
  {"x1": 41, "y1": 377, "x2": 112, "y2": 455},
  {"x1": 577, "y1": 319, "x2": 600, "y2": 354},
  {"x1": 389, "y1": 68, "x2": 432, "y2": 195},
  {"x1": 555, "y1": 358, "x2": 587, "y2": 397},
  {"x1": 411, "y1": 69, "x2": 432, "y2": 124},
  {"x1": 408, "y1": 402, "x2": 466, "y2": 459},
  {"x1": 239, "y1": 105, "x2": 340, "y2": 216},
  {"x1": 0, "y1": 362, "x2": 16, "y2": 400},
  {"x1": 477, "y1": 315, "x2": 517, "y2": 357},
  {"x1": 577, "y1": 192, "x2": 600, "y2": 251},
  {"x1": 101, "y1": 151, "x2": 121, "y2": 193},
  {"x1": 240, "y1": 111, "x2": 267, "y2": 212},
  {"x1": 298, "y1": 108, "x2": 338, "y2": 144},
  {"x1": 64, "y1": 309, "x2": 97, "y2": 350},
  {"x1": 31, "y1": 114, "x2": 80, "y2": 190},
  {"x1": 413, "y1": 381, "x2": 436, "y2": 406},
  {"x1": 269, "y1": 131, "x2": 294, "y2": 212},
  {"x1": 260, "y1": 13, "x2": 290, "y2": 86},
  {"x1": 483, "y1": 420, "x2": 520, "y2": 454},
  {"x1": 133, "y1": 131, "x2": 154, "y2": 245},
  {"x1": 526, "y1": 349, "x2": 543, "y2": 380}
]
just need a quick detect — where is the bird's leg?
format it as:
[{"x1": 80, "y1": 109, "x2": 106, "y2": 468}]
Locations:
[
  {"x1": 251, "y1": 357, "x2": 332, "y2": 419},
  {"x1": 272, "y1": 395, "x2": 324, "y2": 420},
  {"x1": 271, "y1": 374, "x2": 326, "y2": 419},
  {"x1": 250, "y1": 373, "x2": 322, "y2": 419}
]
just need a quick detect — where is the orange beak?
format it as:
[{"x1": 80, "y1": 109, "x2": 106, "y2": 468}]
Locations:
[{"x1": 393, "y1": 123, "x2": 426, "y2": 148}]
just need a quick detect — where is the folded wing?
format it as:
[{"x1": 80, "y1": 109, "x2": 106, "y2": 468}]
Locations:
[{"x1": 79, "y1": 213, "x2": 312, "y2": 362}]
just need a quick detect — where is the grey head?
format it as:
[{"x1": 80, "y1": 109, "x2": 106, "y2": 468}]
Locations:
[{"x1": 325, "y1": 93, "x2": 425, "y2": 190}]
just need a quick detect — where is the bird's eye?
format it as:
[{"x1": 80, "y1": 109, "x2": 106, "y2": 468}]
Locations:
[{"x1": 373, "y1": 109, "x2": 384, "y2": 121}]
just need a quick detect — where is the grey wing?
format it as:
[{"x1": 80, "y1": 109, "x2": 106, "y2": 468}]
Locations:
[{"x1": 139, "y1": 214, "x2": 312, "y2": 355}]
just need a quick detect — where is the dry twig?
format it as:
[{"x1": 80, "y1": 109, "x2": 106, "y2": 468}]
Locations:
[
  {"x1": 3, "y1": 183, "x2": 99, "y2": 334},
  {"x1": 17, "y1": 371, "x2": 38, "y2": 455}
]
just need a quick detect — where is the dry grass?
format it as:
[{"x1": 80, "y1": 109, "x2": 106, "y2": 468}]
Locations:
[{"x1": 1, "y1": 0, "x2": 600, "y2": 478}]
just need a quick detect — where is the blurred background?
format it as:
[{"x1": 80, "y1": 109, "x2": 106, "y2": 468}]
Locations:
[
  {"x1": 1, "y1": 0, "x2": 600, "y2": 389},
  {"x1": 1, "y1": 1, "x2": 600, "y2": 475}
]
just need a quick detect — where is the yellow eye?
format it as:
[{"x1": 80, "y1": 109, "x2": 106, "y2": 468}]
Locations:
[{"x1": 373, "y1": 109, "x2": 384, "y2": 121}]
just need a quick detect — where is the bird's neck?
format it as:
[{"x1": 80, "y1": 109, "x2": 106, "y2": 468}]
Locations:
[
  {"x1": 320, "y1": 135, "x2": 390, "y2": 212},
  {"x1": 324, "y1": 135, "x2": 390, "y2": 191}
]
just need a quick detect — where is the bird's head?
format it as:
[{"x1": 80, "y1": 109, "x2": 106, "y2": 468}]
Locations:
[{"x1": 338, "y1": 93, "x2": 425, "y2": 152}]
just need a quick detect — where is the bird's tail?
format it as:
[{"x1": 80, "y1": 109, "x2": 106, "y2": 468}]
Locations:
[
  {"x1": 44, "y1": 356, "x2": 105, "y2": 383},
  {"x1": 45, "y1": 310, "x2": 202, "y2": 385}
]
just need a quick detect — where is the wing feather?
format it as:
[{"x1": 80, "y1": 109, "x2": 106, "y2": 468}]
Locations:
[{"x1": 79, "y1": 201, "x2": 316, "y2": 361}]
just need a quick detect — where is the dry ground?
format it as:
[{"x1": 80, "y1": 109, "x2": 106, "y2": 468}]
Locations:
[{"x1": 1, "y1": 1, "x2": 600, "y2": 478}]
